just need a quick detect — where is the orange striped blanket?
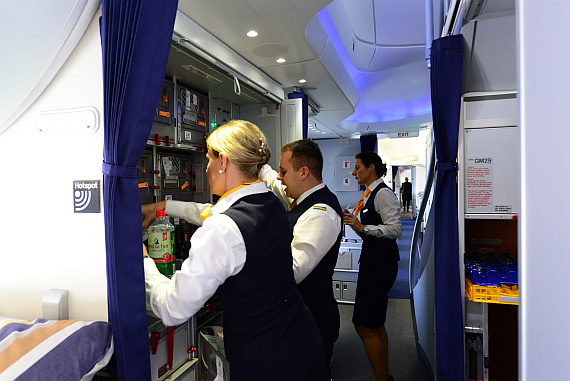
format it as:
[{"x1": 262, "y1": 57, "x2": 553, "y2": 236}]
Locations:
[{"x1": 0, "y1": 316, "x2": 113, "y2": 381}]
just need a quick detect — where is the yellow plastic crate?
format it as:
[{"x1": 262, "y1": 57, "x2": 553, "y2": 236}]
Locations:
[{"x1": 465, "y1": 277, "x2": 519, "y2": 305}]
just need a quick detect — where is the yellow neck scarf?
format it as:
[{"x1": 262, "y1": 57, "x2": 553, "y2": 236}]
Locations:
[{"x1": 200, "y1": 180, "x2": 262, "y2": 221}]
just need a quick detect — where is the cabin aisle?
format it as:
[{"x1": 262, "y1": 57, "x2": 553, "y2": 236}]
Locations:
[
  {"x1": 332, "y1": 216, "x2": 431, "y2": 381},
  {"x1": 331, "y1": 301, "x2": 432, "y2": 381},
  {"x1": 389, "y1": 217, "x2": 415, "y2": 298}
]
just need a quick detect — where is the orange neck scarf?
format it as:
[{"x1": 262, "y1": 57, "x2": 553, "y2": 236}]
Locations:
[{"x1": 354, "y1": 187, "x2": 371, "y2": 217}]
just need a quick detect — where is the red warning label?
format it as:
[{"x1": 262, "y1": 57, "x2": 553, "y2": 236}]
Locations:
[{"x1": 466, "y1": 158, "x2": 493, "y2": 211}]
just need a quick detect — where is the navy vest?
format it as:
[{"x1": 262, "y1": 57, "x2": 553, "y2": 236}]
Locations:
[
  {"x1": 219, "y1": 191, "x2": 320, "y2": 377},
  {"x1": 360, "y1": 182, "x2": 400, "y2": 264},
  {"x1": 287, "y1": 186, "x2": 342, "y2": 309}
]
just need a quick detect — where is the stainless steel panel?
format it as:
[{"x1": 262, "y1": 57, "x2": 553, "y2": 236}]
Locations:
[
  {"x1": 333, "y1": 281, "x2": 341, "y2": 300},
  {"x1": 148, "y1": 319, "x2": 191, "y2": 381},
  {"x1": 341, "y1": 281, "x2": 357, "y2": 301},
  {"x1": 199, "y1": 331, "x2": 229, "y2": 381},
  {"x1": 336, "y1": 250, "x2": 352, "y2": 269},
  {"x1": 332, "y1": 270, "x2": 358, "y2": 283}
]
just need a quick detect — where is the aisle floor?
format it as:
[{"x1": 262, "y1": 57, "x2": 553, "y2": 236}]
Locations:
[{"x1": 331, "y1": 300, "x2": 432, "y2": 381}]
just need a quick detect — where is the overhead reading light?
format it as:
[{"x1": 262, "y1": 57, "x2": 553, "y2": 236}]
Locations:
[
  {"x1": 299, "y1": 79, "x2": 307, "y2": 83},
  {"x1": 246, "y1": 30, "x2": 258, "y2": 37},
  {"x1": 276, "y1": 58, "x2": 286, "y2": 63}
]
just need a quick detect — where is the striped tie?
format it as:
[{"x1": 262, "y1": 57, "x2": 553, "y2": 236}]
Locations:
[{"x1": 354, "y1": 188, "x2": 371, "y2": 216}]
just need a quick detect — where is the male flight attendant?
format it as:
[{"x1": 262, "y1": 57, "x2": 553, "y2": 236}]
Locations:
[{"x1": 260, "y1": 139, "x2": 342, "y2": 380}]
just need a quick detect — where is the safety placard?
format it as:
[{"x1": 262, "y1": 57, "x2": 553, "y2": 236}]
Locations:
[
  {"x1": 334, "y1": 156, "x2": 358, "y2": 192},
  {"x1": 464, "y1": 126, "x2": 519, "y2": 215},
  {"x1": 466, "y1": 157, "x2": 493, "y2": 212}
]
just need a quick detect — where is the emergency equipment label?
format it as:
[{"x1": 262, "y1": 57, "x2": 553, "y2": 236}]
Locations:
[{"x1": 466, "y1": 157, "x2": 493, "y2": 212}]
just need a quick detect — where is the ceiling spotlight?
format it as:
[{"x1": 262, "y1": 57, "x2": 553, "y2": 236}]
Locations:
[
  {"x1": 276, "y1": 58, "x2": 286, "y2": 63},
  {"x1": 299, "y1": 79, "x2": 307, "y2": 83},
  {"x1": 246, "y1": 31, "x2": 258, "y2": 37}
]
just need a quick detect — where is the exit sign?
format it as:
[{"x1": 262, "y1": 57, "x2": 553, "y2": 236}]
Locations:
[{"x1": 388, "y1": 127, "x2": 420, "y2": 138}]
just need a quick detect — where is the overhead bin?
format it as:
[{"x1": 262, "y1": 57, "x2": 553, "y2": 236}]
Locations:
[
  {"x1": 326, "y1": 0, "x2": 426, "y2": 72},
  {"x1": 305, "y1": 11, "x2": 359, "y2": 108},
  {"x1": 172, "y1": 10, "x2": 284, "y2": 104},
  {"x1": 165, "y1": 42, "x2": 273, "y2": 108}
]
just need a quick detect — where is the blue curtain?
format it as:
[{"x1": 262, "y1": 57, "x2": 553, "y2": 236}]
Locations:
[
  {"x1": 430, "y1": 35, "x2": 464, "y2": 380},
  {"x1": 391, "y1": 166, "x2": 399, "y2": 191},
  {"x1": 360, "y1": 133, "x2": 377, "y2": 152},
  {"x1": 100, "y1": 1, "x2": 178, "y2": 379}
]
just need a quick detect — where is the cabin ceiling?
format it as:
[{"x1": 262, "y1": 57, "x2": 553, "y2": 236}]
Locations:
[
  {"x1": 176, "y1": 0, "x2": 434, "y2": 140},
  {"x1": 0, "y1": 0, "x2": 516, "y2": 165}
]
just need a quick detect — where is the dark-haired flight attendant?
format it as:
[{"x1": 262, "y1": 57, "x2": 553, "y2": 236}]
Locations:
[
  {"x1": 143, "y1": 120, "x2": 327, "y2": 381},
  {"x1": 343, "y1": 151, "x2": 402, "y2": 381}
]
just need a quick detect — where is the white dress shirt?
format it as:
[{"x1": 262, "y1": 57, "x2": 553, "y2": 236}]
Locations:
[
  {"x1": 258, "y1": 164, "x2": 292, "y2": 208},
  {"x1": 144, "y1": 182, "x2": 269, "y2": 326},
  {"x1": 165, "y1": 200, "x2": 208, "y2": 226},
  {"x1": 259, "y1": 165, "x2": 342, "y2": 283},
  {"x1": 360, "y1": 178, "x2": 402, "y2": 239}
]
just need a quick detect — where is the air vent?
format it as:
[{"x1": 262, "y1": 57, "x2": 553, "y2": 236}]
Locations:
[{"x1": 181, "y1": 64, "x2": 222, "y2": 83}]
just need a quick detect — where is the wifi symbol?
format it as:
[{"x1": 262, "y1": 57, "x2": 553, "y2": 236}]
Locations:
[{"x1": 74, "y1": 190, "x2": 92, "y2": 211}]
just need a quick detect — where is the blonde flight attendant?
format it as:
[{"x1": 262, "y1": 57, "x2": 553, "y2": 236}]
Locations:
[
  {"x1": 142, "y1": 120, "x2": 327, "y2": 380},
  {"x1": 343, "y1": 151, "x2": 402, "y2": 381}
]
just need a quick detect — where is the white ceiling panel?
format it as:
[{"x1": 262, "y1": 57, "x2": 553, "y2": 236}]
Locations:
[
  {"x1": 341, "y1": 0, "x2": 376, "y2": 43},
  {"x1": 480, "y1": 0, "x2": 515, "y2": 15},
  {"x1": 177, "y1": 0, "x2": 333, "y2": 66},
  {"x1": 367, "y1": 45, "x2": 425, "y2": 71},
  {"x1": 310, "y1": 109, "x2": 356, "y2": 137},
  {"x1": 244, "y1": 0, "x2": 296, "y2": 16},
  {"x1": 305, "y1": 12, "x2": 330, "y2": 58},
  {"x1": 374, "y1": 0, "x2": 426, "y2": 45},
  {"x1": 349, "y1": 60, "x2": 431, "y2": 123},
  {"x1": 303, "y1": 74, "x2": 355, "y2": 111},
  {"x1": 326, "y1": 0, "x2": 375, "y2": 71},
  {"x1": 262, "y1": 59, "x2": 334, "y2": 89}
]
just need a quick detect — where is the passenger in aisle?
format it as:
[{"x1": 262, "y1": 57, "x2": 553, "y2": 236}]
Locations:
[
  {"x1": 401, "y1": 177, "x2": 412, "y2": 212},
  {"x1": 342, "y1": 151, "x2": 402, "y2": 381},
  {"x1": 142, "y1": 120, "x2": 327, "y2": 381},
  {"x1": 259, "y1": 139, "x2": 342, "y2": 380}
]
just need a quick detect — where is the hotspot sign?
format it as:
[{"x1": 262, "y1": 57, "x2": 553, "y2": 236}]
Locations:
[{"x1": 73, "y1": 180, "x2": 101, "y2": 213}]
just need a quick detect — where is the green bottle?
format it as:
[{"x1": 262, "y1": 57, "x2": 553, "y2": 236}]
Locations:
[{"x1": 146, "y1": 210, "x2": 176, "y2": 277}]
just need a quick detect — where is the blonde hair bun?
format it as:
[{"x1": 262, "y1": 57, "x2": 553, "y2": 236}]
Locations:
[{"x1": 206, "y1": 120, "x2": 271, "y2": 178}]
